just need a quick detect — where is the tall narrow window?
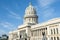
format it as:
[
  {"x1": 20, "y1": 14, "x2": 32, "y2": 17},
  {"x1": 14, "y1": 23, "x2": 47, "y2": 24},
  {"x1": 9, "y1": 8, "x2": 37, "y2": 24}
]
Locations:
[
  {"x1": 57, "y1": 37, "x2": 59, "y2": 40},
  {"x1": 25, "y1": 38, "x2": 27, "y2": 40},
  {"x1": 51, "y1": 29, "x2": 52, "y2": 34},
  {"x1": 56, "y1": 28, "x2": 58, "y2": 34},
  {"x1": 29, "y1": 18, "x2": 30, "y2": 22},
  {"x1": 51, "y1": 37, "x2": 53, "y2": 40},
  {"x1": 54, "y1": 29, "x2": 55, "y2": 34},
  {"x1": 32, "y1": 18, "x2": 33, "y2": 22},
  {"x1": 54, "y1": 37, "x2": 56, "y2": 40},
  {"x1": 20, "y1": 35, "x2": 22, "y2": 38},
  {"x1": 31, "y1": 32, "x2": 33, "y2": 36}
]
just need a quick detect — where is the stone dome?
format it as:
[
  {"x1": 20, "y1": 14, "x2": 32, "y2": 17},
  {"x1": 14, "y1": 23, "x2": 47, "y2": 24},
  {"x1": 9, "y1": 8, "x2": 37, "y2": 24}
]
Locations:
[
  {"x1": 24, "y1": 2, "x2": 38, "y2": 24},
  {"x1": 25, "y1": 3, "x2": 36, "y2": 16}
]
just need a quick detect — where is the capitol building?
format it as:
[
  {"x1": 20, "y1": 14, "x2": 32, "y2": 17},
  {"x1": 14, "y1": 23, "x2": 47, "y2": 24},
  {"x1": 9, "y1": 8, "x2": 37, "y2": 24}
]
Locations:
[{"x1": 9, "y1": 3, "x2": 60, "y2": 40}]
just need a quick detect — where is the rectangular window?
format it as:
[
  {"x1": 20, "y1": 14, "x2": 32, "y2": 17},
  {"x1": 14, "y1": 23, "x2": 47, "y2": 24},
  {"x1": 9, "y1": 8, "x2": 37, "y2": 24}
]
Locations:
[
  {"x1": 54, "y1": 29, "x2": 55, "y2": 34},
  {"x1": 56, "y1": 28, "x2": 58, "y2": 34},
  {"x1": 51, "y1": 29, "x2": 53, "y2": 34},
  {"x1": 57, "y1": 37, "x2": 59, "y2": 40},
  {"x1": 54, "y1": 37, "x2": 56, "y2": 40},
  {"x1": 31, "y1": 32, "x2": 33, "y2": 36}
]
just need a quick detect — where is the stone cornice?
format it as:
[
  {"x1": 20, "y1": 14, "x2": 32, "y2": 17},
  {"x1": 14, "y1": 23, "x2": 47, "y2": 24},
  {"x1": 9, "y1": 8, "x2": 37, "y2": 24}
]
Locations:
[{"x1": 31, "y1": 18, "x2": 60, "y2": 28}]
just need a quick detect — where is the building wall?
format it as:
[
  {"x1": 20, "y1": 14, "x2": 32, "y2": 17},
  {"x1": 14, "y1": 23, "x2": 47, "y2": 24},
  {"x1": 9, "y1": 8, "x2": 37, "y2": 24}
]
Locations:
[
  {"x1": 9, "y1": 21, "x2": 60, "y2": 40},
  {"x1": 48, "y1": 23, "x2": 60, "y2": 40},
  {"x1": 30, "y1": 22, "x2": 60, "y2": 40}
]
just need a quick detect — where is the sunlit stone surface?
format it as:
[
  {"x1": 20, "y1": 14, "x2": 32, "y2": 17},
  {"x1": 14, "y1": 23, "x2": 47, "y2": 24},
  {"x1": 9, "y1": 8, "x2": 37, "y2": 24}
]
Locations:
[{"x1": 9, "y1": 2, "x2": 60, "y2": 40}]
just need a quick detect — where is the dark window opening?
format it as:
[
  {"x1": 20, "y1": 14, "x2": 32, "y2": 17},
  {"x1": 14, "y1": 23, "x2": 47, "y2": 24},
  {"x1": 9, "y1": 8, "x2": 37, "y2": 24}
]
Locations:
[
  {"x1": 57, "y1": 37, "x2": 59, "y2": 40},
  {"x1": 20, "y1": 35, "x2": 22, "y2": 38},
  {"x1": 25, "y1": 38, "x2": 27, "y2": 40},
  {"x1": 42, "y1": 32, "x2": 45, "y2": 36}
]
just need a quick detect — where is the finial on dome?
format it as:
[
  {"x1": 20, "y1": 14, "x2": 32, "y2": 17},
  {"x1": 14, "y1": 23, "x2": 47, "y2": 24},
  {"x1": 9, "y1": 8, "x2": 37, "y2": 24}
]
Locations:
[{"x1": 29, "y1": 2, "x2": 32, "y2": 5}]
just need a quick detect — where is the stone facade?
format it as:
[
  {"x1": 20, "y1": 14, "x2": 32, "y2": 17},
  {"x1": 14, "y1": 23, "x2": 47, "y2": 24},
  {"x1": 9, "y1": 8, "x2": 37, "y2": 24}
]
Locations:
[{"x1": 9, "y1": 3, "x2": 60, "y2": 40}]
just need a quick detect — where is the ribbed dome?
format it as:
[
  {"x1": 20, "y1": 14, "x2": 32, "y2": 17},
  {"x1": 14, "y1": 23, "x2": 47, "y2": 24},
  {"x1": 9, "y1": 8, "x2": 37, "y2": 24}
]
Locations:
[
  {"x1": 24, "y1": 2, "x2": 38, "y2": 24},
  {"x1": 25, "y1": 3, "x2": 36, "y2": 15}
]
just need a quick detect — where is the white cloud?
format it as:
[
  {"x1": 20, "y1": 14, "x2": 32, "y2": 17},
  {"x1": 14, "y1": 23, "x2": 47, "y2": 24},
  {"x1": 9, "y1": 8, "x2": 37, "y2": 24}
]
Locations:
[
  {"x1": 43, "y1": 8, "x2": 55, "y2": 21},
  {"x1": 36, "y1": 0, "x2": 56, "y2": 21},
  {"x1": 8, "y1": 11, "x2": 21, "y2": 20},
  {"x1": 0, "y1": 22, "x2": 13, "y2": 27},
  {"x1": 15, "y1": 3, "x2": 20, "y2": 9},
  {"x1": 0, "y1": 22, "x2": 16, "y2": 30},
  {"x1": 43, "y1": 8, "x2": 55, "y2": 20},
  {"x1": 37, "y1": 0, "x2": 55, "y2": 7},
  {"x1": 34, "y1": 6, "x2": 39, "y2": 12},
  {"x1": 6, "y1": 8, "x2": 21, "y2": 20}
]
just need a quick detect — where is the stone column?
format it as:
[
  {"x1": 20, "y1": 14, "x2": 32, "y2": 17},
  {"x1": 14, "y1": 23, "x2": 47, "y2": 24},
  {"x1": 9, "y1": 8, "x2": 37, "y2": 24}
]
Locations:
[
  {"x1": 47, "y1": 26, "x2": 50, "y2": 40},
  {"x1": 47, "y1": 26, "x2": 50, "y2": 35},
  {"x1": 26, "y1": 26, "x2": 31, "y2": 40},
  {"x1": 58, "y1": 24, "x2": 60, "y2": 34},
  {"x1": 9, "y1": 32, "x2": 13, "y2": 40},
  {"x1": 47, "y1": 37, "x2": 50, "y2": 40},
  {"x1": 18, "y1": 30, "x2": 20, "y2": 40}
]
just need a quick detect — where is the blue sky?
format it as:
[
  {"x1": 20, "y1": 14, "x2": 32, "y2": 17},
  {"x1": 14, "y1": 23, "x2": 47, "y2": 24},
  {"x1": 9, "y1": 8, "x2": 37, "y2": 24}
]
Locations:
[{"x1": 0, "y1": 0, "x2": 60, "y2": 36}]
